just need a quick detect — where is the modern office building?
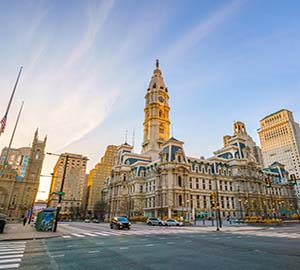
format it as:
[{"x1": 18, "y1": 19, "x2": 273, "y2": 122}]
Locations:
[{"x1": 258, "y1": 109, "x2": 300, "y2": 204}]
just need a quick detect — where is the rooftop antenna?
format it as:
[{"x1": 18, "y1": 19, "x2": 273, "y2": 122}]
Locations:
[
  {"x1": 132, "y1": 128, "x2": 135, "y2": 150},
  {"x1": 171, "y1": 124, "x2": 174, "y2": 138},
  {"x1": 125, "y1": 129, "x2": 128, "y2": 144}
]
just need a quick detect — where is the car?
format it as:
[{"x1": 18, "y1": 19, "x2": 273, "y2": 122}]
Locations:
[
  {"x1": 93, "y1": 218, "x2": 100, "y2": 223},
  {"x1": 110, "y1": 216, "x2": 131, "y2": 230},
  {"x1": 84, "y1": 218, "x2": 91, "y2": 223},
  {"x1": 164, "y1": 219, "x2": 183, "y2": 226},
  {"x1": 146, "y1": 217, "x2": 164, "y2": 226}
]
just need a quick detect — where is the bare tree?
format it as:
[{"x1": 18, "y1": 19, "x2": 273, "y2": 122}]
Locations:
[{"x1": 94, "y1": 200, "x2": 107, "y2": 221}]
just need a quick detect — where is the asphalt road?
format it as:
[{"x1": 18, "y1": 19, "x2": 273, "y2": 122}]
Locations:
[{"x1": 17, "y1": 224, "x2": 300, "y2": 270}]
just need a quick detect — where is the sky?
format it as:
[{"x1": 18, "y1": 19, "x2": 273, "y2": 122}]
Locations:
[{"x1": 0, "y1": 0, "x2": 300, "y2": 201}]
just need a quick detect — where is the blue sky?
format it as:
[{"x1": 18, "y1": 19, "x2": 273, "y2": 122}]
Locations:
[{"x1": 0, "y1": 0, "x2": 300, "y2": 200}]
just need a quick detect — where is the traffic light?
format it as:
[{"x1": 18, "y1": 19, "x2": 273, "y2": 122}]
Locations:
[
  {"x1": 290, "y1": 174, "x2": 297, "y2": 186},
  {"x1": 210, "y1": 192, "x2": 215, "y2": 208},
  {"x1": 265, "y1": 177, "x2": 271, "y2": 188}
]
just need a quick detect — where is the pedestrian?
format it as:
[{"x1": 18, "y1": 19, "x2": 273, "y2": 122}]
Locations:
[{"x1": 23, "y1": 216, "x2": 27, "y2": 226}]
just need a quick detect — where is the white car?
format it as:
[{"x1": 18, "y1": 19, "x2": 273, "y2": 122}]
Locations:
[{"x1": 164, "y1": 219, "x2": 183, "y2": 226}]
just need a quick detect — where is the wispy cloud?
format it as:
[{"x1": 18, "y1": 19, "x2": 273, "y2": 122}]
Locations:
[
  {"x1": 166, "y1": 0, "x2": 245, "y2": 58},
  {"x1": 64, "y1": 0, "x2": 115, "y2": 69}
]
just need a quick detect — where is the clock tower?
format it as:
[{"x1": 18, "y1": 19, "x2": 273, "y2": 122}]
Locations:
[{"x1": 141, "y1": 60, "x2": 170, "y2": 160}]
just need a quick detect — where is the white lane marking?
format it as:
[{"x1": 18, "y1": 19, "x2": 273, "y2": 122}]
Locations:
[
  {"x1": 88, "y1": 251, "x2": 100, "y2": 253},
  {"x1": 167, "y1": 242, "x2": 174, "y2": 244},
  {"x1": 72, "y1": 233, "x2": 85, "y2": 238},
  {"x1": 119, "y1": 247, "x2": 129, "y2": 250},
  {"x1": 145, "y1": 244, "x2": 154, "y2": 247},
  {"x1": 51, "y1": 254, "x2": 65, "y2": 258},
  {"x1": 93, "y1": 232, "x2": 109, "y2": 236},
  {"x1": 0, "y1": 245, "x2": 25, "y2": 248},
  {"x1": 62, "y1": 236, "x2": 71, "y2": 239},
  {"x1": 0, "y1": 258, "x2": 21, "y2": 263},
  {"x1": 120, "y1": 240, "x2": 129, "y2": 243},
  {"x1": 83, "y1": 233, "x2": 97, "y2": 237},
  {"x1": 0, "y1": 251, "x2": 24, "y2": 255},
  {"x1": 0, "y1": 263, "x2": 20, "y2": 269},
  {"x1": 0, "y1": 254, "x2": 23, "y2": 259},
  {"x1": 0, "y1": 242, "x2": 26, "y2": 245}
]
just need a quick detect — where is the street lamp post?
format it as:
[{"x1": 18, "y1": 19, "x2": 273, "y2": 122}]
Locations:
[{"x1": 47, "y1": 152, "x2": 69, "y2": 233}]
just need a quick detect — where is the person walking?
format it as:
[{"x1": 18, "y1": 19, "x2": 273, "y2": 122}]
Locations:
[{"x1": 23, "y1": 216, "x2": 27, "y2": 226}]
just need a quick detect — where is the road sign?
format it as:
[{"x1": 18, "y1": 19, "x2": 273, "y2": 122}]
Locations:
[{"x1": 57, "y1": 191, "x2": 65, "y2": 196}]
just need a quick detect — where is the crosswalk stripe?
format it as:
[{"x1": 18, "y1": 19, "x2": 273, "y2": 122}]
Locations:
[
  {"x1": 0, "y1": 248, "x2": 25, "y2": 252},
  {"x1": 0, "y1": 263, "x2": 20, "y2": 269},
  {"x1": 83, "y1": 233, "x2": 97, "y2": 237},
  {"x1": 62, "y1": 236, "x2": 71, "y2": 239},
  {"x1": 0, "y1": 255, "x2": 23, "y2": 259},
  {"x1": 93, "y1": 232, "x2": 109, "y2": 236},
  {"x1": 0, "y1": 251, "x2": 24, "y2": 256},
  {"x1": 71, "y1": 233, "x2": 85, "y2": 238},
  {"x1": 0, "y1": 258, "x2": 21, "y2": 264}
]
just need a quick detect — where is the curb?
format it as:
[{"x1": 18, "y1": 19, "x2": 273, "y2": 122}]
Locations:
[{"x1": 0, "y1": 234, "x2": 62, "y2": 241}]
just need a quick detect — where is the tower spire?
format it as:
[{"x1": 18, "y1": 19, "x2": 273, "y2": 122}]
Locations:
[{"x1": 156, "y1": 59, "x2": 159, "y2": 68}]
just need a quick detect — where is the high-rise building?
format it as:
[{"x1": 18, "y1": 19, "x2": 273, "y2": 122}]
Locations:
[
  {"x1": 86, "y1": 145, "x2": 118, "y2": 215},
  {"x1": 0, "y1": 129, "x2": 46, "y2": 221},
  {"x1": 258, "y1": 109, "x2": 300, "y2": 202},
  {"x1": 48, "y1": 153, "x2": 88, "y2": 219}
]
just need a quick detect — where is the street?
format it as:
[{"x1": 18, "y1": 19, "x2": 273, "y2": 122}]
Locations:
[{"x1": 1, "y1": 222, "x2": 299, "y2": 270}]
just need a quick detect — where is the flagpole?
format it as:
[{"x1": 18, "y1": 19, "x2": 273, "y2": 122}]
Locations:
[
  {"x1": 0, "y1": 66, "x2": 23, "y2": 136},
  {"x1": 2, "y1": 101, "x2": 24, "y2": 168}
]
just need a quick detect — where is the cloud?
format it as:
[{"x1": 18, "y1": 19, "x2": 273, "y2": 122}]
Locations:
[
  {"x1": 64, "y1": 0, "x2": 115, "y2": 69},
  {"x1": 166, "y1": 0, "x2": 245, "y2": 58}
]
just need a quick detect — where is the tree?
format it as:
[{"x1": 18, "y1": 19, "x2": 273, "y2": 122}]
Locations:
[{"x1": 94, "y1": 200, "x2": 107, "y2": 221}]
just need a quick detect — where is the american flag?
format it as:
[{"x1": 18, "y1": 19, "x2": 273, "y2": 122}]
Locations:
[{"x1": 0, "y1": 114, "x2": 7, "y2": 134}]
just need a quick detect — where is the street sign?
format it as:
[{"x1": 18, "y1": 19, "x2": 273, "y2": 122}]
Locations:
[{"x1": 57, "y1": 191, "x2": 65, "y2": 196}]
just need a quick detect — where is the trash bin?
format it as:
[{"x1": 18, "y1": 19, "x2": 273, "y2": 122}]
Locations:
[{"x1": 0, "y1": 213, "x2": 7, "y2": 234}]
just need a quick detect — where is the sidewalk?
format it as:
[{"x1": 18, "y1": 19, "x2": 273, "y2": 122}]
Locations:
[{"x1": 0, "y1": 223, "x2": 62, "y2": 241}]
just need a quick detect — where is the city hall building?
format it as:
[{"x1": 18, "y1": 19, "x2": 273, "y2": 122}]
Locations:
[{"x1": 103, "y1": 61, "x2": 296, "y2": 221}]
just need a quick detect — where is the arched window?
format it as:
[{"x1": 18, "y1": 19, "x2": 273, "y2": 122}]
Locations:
[{"x1": 159, "y1": 110, "x2": 162, "y2": 117}]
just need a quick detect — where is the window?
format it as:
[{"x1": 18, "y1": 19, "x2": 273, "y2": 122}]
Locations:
[
  {"x1": 196, "y1": 195, "x2": 200, "y2": 208},
  {"x1": 202, "y1": 179, "x2": 206, "y2": 189},
  {"x1": 178, "y1": 176, "x2": 182, "y2": 187},
  {"x1": 209, "y1": 180, "x2": 212, "y2": 190},
  {"x1": 140, "y1": 185, "x2": 143, "y2": 193},
  {"x1": 190, "y1": 178, "x2": 193, "y2": 189},
  {"x1": 179, "y1": 195, "x2": 183, "y2": 206},
  {"x1": 196, "y1": 179, "x2": 199, "y2": 189},
  {"x1": 203, "y1": 196, "x2": 207, "y2": 208}
]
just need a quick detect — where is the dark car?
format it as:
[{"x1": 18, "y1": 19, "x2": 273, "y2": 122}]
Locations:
[{"x1": 110, "y1": 216, "x2": 131, "y2": 230}]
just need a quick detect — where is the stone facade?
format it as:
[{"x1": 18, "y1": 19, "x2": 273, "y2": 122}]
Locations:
[
  {"x1": 103, "y1": 61, "x2": 296, "y2": 221},
  {"x1": 0, "y1": 129, "x2": 46, "y2": 221},
  {"x1": 48, "y1": 153, "x2": 88, "y2": 219}
]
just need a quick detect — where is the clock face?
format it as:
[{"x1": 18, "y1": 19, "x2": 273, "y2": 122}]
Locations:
[{"x1": 158, "y1": 96, "x2": 164, "y2": 103}]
